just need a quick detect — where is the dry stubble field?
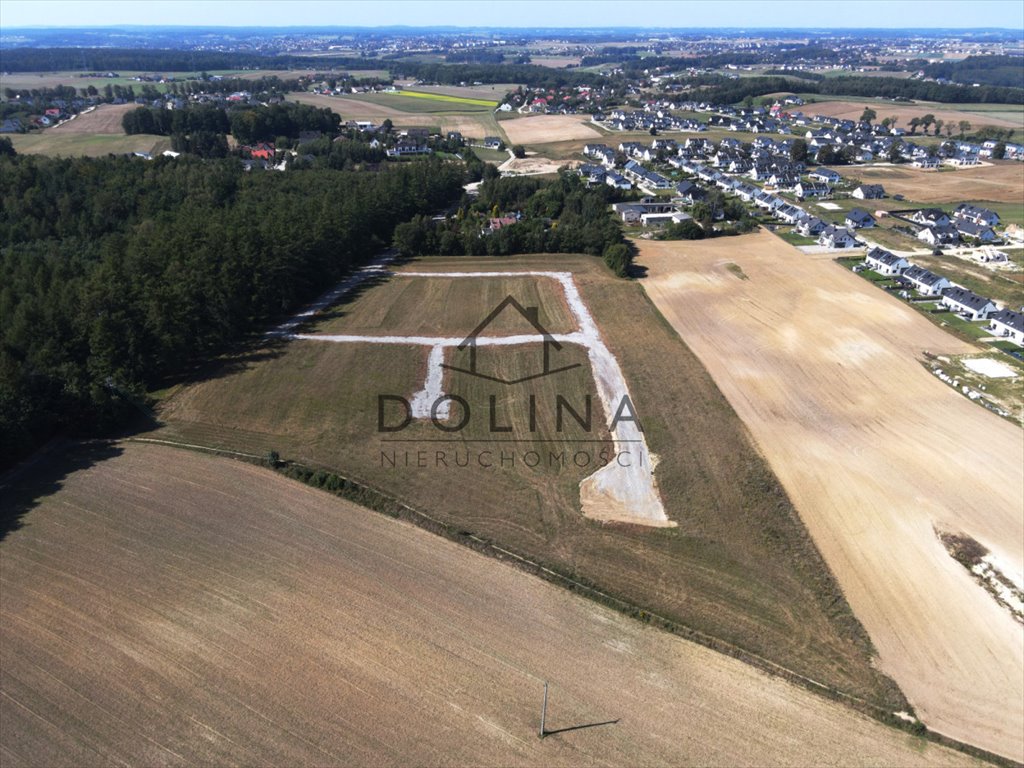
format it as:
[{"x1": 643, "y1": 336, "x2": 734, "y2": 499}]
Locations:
[
  {"x1": 805, "y1": 99, "x2": 1024, "y2": 130},
  {"x1": 154, "y1": 254, "x2": 907, "y2": 711},
  {"x1": 855, "y1": 161, "x2": 1024, "y2": 204},
  {"x1": 637, "y1": 231, "x2": 1024, "y2": 762},
  {"x1": 500, "y1": 115, "x2": 604, "y2": 145},
  {"x1": 0, "y1": 442, "x2": 984, "y2": 767}
]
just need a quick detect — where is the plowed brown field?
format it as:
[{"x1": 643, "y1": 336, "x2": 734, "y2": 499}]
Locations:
[{"x1": 0, "y1": 443, "x2": 984, "y2": 767}]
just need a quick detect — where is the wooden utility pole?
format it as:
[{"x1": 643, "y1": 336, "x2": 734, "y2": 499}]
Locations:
[{"x1": 540, "y1": 681, "x2": 548, "y2": 738}]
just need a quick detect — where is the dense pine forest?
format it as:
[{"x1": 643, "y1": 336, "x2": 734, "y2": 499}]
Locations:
[{"x1": 0, "y1": 154, "x2": 465, "y2": 468}]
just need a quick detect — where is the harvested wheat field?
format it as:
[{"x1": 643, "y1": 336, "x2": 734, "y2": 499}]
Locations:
[
  {"x1": 807, "y1": 99, "x2": 1023, "y2": 130},
  {"x1": 856, "y1": 162, "x2": 1024, "y2": 204},
  {"x1": 288, "y1": 93, "x2": 500, "y2": 139},
  {"x1": 637, "y1": 231, "x2": 1024, "y2": 762},
  {"x1": 0, "y1": 442, "x2": 984, "y2": 767},
  {"x1": 501, "y1": 115, "x2": 603, "y2": 145},
  {"x1": 47, "y1": 103, "x2": 136, "y2": 134}
]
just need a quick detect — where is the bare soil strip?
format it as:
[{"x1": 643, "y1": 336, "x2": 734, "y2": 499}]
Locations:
[
  {"x1": 0, "y1": 442, "x2": 986, "y2": 767},
  {"x1": 636, "y1": 231, "x2": 1024, "y2": 762}
]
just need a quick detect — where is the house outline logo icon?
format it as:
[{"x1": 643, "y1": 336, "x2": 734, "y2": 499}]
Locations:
[{"x1": 441, "y1": 295, "x2": 582, "y2": 385}]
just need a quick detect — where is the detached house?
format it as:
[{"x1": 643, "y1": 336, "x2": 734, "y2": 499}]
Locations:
[
  {"x1": 845, "y1": 208, "x2": 876, "y2": 229},
  {"x1": 953, "y1": 204, "x2": 1000, "y2": 228},
  {"x1": 865, "y1": 247, "x2": 909, "y2": 276},
  {"x1": 912, "y1": 209, "x2": 952, "y2": 228},
  {"x1": 808, "y1": 167, "x2": 842, "y2": 184},
  {"x1": 797, "y1": 216, "x2": 827, "y2": 237},
  {"x1": 901, "y1": 265, "x2": 951, "y2": 296},
  {"x1": 987, "y1": 309, "x2": 1024, "y2": 346},
  {"x1": 917, "y1": 225, "x2": 960, "y2": 247},
  {"x1": 818, "y1": 225, "x2": 858, "y2": 249},
  {"x1": 794, "y1": 181, "x2": 830, "y2": 199},
  {"x1": 851, "y1": 184, "x2": 885, "y2": 200},
  {"x1": 955, "y1": 220, "x2": 998, "y2": 243},
  {"x1": 940, "y1": 287, "x2": 996, "y2": 320}
]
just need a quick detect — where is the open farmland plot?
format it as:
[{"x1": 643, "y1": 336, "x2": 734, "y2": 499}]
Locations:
[
  {"x1": 45, "y1": 103, "x2": 136, "y2": 134},
  {"x1": 800, "y1": 99, "x2": 1024, "y2": 130},
  {"x1": 637, "y1": 232, "x2": 1024, "y2": 762},
  {"x1": 501, "y1": 115, "x2": 604, "y2": 145},
  {"x1": 309, "y1": 273, "x2": 576, "y2": 337},
  {"x1": 0, "y1": 442, "x2": 983, "y2": 767},
  {"x1": 288, "y1": 92, "x2": 503, "y2": 139},
  {"x1": 155, "y1": 253, "x2": 910, "y2": 712},
  {"x1": 6, "y1": 132, "x2": 170, "y2": 157},
  {"x1": 855, "y1": 162, "x2": 1024, "y2": 204}
]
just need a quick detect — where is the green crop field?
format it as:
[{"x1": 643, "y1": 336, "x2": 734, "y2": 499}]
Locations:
[
  {"x1": 153, "y1": 253, "x2": 907, "y2": 712},
  {"x1": 398, "y1": 90, "x2": 499, "y2": 108},
  {"x1": 340, "y1": 91, "x2": 496, "y2": 113}
]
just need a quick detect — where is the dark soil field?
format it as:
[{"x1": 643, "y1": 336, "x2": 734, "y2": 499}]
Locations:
[{"x1": 0, "y1": 443, "x2": 983, "y2": 767}]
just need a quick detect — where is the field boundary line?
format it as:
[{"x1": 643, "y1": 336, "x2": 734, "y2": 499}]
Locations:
[{"x1": 120, "y1": 435, "x2": 1017, "y2": 767}]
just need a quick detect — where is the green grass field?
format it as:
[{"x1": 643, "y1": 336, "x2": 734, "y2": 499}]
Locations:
[{"x1": 152, "y1": 253, "x2": 908, "y2": 712}]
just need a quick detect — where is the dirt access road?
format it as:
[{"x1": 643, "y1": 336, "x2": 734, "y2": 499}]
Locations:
[
  {"x1": 637, "y1": 231, "x2": 1024, "y2": 762},
  {"x1": 0, "y1": 442, "x2": 983, "y2": 767}
]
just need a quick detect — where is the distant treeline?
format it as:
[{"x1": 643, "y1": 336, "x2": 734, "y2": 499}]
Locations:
[
  {"x1": 684, "y1": 73, "x2": 1024, "y2": 105},
  {"x1": 0, "y1": 154, "x2": 465, "y2": 469},
  {"x1": 391, "y1": 61, "x2": 603, "y2": 89},
  {"x1": 0, "y1": 47, "x2": 344, "y2": 73},
  {"x1": 923, "y1": 55, "x2": 1024, "y2": 89}
]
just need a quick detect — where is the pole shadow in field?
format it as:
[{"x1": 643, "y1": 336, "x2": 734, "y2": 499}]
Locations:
[{"x1": 542, "y1": 718, "x2": 621, "y2": 738}]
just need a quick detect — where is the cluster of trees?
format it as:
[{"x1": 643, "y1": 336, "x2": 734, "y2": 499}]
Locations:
[
  {"x1": 121, "y1": 101, "x2": 341, "y2": 154},
  {"x1": 392, "y1": 172, "x2": 634, "y2": 275},
  {"x1": 122, "y1": 103, "x2": 230, "y2": 136},
  {"x1": 0, "y1": 153, "x2": 465, "y2": 469},
  {"x1": 657, "y1": 188, "x2": 757, "y2": 241}
]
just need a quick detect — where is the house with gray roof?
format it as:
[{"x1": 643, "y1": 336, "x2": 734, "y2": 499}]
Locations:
[
  {"x1": 988, "y1": 309, "x2": 1024, "y2": 346},
  {"x1": 901, "y1": 265, "x2": 951, "y2": 296},
  {"x1": 845, "y1": 208, "x2": 876, "y2": 229},
  {"x1": 865, "y1": 247, "x2": 909, "y2": 276},
  {"x1": 941, "y1": 287, "x2": 996, "y2": 320}
]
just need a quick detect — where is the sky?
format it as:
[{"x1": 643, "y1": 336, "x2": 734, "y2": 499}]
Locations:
[{"x1": 2, "y1": 0, "x2": 1023, "y2": 31}]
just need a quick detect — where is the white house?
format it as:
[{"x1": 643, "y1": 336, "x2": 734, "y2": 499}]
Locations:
[
  {"x1": 901, "y1": 265, "x2": 951, "y2": 296},
  {"x1": 911, "y1": 156, "x2": 940, "y2": 169},
  {"x1": 953, "y1": 204, "x2": 1000, "y2": 227},
  {"x1": 940, "y1": 287, "x2": 996, "y2": 320},
  {"x1": 818, "y1": 225, "x2": 858, "y2": 249},
  {"x1": 865, "y1": 247, "x2": 909, "y2": 276},
  {"x1": 797, "y1": 216, "x2": 827, "y2": 237},
  {"x1": 808, "y1": 167, "x2": 841, "y2": 184},
  {"x1": 851, "y1": 184, "x2": 885, "y2": 200},
  {"x1": 912, "y1": 209, "x2": 952, "y2": 228},
  {"x1": 917, "y1": 225, "x2": 960, "y2": 247},
  {"x1": 987, "y1": 309, "x2": 1024, "y2": 346},
  {"x1": 794, "y1": 182, "x2": 830, "y2": 199}
]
